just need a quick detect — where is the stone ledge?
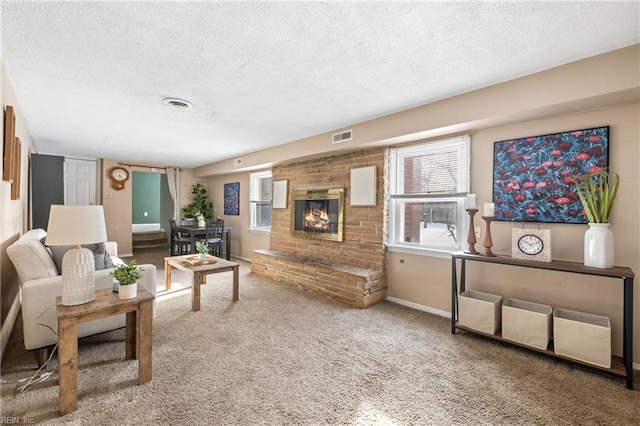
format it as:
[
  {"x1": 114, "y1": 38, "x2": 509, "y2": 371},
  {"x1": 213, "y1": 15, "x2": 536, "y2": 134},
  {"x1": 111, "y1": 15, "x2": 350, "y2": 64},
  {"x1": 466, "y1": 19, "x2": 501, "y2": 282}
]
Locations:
[{"x1": 252, "y1": 249, "x2": 387, "y2": 308}]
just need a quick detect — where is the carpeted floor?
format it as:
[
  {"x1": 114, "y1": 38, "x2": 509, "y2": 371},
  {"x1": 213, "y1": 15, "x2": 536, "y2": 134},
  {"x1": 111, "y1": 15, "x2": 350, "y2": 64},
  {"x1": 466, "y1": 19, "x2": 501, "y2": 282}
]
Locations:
[{"x1": 1, "y1": 250, "x2": 639, "y2": 425}]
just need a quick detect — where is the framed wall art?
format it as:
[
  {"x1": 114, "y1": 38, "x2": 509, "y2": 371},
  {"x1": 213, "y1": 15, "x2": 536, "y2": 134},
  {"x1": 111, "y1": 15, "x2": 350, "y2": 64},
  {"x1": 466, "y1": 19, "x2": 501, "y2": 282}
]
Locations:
[
  {"x1": 272, "y1": 180, "x2": 288, "y2": 209},
  {"x1": 3, "y1": 105, "x2": 15, "y2": 182},
  {"x1": 224, "y1": 182, "x2": 240, "y2": 215},
  {"x1": 492, "y1": 126, "x2": 609, "y2": 224},
  {"x1": 11, "y1": 137, "x2": 21, "y2": 200}
]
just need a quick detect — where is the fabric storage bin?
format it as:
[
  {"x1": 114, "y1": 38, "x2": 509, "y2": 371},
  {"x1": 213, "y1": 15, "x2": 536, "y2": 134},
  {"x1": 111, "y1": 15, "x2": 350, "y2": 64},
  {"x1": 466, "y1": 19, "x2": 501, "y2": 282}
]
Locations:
[
  {"x1": 458, "y1": 290, "x2": 502, "y2": 334},
  {"x1": 553, "y1": 308, "x2": 611, "y2": 368},
  {"x1": 502, "y1": 298, "x2": 552, "y2": 350}
]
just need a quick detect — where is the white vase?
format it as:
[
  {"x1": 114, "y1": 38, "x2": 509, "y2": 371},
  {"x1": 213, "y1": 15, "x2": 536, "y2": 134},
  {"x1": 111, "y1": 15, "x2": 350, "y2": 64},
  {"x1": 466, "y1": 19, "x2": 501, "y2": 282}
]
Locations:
[
  {"x1": 584, "y1": 223, "x2": 614, "y2": 269},
  {"x1": 197, "y1": 253, "x2": 207, "y2": 261},
  {"x1": 198, "y1": 219, "x2": 206, "y2": 227},
  {"x1": 118, "y1": 283, "x2": 138, "y2": 299}
]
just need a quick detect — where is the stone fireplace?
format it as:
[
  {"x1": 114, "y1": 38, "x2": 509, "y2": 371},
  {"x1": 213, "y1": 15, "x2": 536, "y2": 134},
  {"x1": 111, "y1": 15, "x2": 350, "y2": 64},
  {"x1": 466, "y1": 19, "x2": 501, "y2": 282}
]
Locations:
[{"x1": 251, "y1": 148, "x2": 388, "y2": 308}]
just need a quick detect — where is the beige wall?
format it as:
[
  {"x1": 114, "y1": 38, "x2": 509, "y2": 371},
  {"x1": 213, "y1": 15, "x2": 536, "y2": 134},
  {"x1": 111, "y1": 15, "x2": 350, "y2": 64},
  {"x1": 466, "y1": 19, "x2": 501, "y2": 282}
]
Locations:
[
  {"x1": 388, "y1": 102, "x2": 639, "y2": 360},
  {"x1": 197, "y1": 45, "x2": 640, "y2": 363},
  {"x1": 207, "y1": 172, "x2": 269, "y2": 260},
  {"x1": 1, "y1": 61, "x2": 34, "y2": 358}
]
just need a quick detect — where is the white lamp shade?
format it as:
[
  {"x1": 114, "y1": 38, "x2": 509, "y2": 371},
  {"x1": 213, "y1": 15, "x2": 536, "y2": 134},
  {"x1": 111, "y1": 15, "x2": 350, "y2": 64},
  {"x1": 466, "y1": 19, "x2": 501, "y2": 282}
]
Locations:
[
  {"x1": 45, "y1": 205, "x2": 108, "y2": 305},
  {"x1": 45, "y1": 205, "x2": 108, "y2": 246}
]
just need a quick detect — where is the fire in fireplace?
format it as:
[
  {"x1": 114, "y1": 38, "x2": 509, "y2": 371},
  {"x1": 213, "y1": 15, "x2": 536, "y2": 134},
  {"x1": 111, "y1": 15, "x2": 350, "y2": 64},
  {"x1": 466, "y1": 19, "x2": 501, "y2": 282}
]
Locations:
[{"x1": 291, "y1": 188, "x2": 344, "y2": 241}]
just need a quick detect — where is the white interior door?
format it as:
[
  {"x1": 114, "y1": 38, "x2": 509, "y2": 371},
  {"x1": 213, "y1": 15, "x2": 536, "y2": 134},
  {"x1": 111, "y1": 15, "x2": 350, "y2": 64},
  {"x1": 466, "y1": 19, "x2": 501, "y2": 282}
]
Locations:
[{"x1": 64, "y1": 158, "x2": 97, "y2": 205}]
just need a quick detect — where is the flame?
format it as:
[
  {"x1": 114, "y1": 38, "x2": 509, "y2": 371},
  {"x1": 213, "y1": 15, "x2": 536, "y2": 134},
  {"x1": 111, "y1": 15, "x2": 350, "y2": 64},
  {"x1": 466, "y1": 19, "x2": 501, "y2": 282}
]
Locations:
[{"x1": 303, "y1": 206, "x2": 330, "y2": 232}]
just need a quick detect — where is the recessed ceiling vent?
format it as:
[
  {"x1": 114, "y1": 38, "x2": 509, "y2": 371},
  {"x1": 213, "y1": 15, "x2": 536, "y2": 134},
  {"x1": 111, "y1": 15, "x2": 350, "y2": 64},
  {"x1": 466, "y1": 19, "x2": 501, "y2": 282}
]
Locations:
[
  {"x1": 163, "y1": 97, "x2": 192, "y2": 109},
  {"x1": 332, "y1": 129, "x2": 353, "y2": 144},
  {"x1": 233, "y1": 157, "x2": 243, "y2": 166}
]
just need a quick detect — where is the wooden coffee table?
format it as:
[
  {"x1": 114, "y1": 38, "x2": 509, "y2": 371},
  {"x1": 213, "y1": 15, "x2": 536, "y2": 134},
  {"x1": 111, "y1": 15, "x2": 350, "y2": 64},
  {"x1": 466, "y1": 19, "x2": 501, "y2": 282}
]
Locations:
[
  {"x1": 164, "y1": 254, "x2": 239, "y2": 311},
  {"x1": 56, "y1": 288, "x2": 154, "y2": 415}
]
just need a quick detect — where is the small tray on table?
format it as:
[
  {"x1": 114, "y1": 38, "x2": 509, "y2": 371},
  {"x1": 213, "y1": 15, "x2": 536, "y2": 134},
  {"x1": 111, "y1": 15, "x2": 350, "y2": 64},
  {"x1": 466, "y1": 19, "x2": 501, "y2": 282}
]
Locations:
[{"x1": 183, "y1": 255, "x2": 218, "y2": 266}]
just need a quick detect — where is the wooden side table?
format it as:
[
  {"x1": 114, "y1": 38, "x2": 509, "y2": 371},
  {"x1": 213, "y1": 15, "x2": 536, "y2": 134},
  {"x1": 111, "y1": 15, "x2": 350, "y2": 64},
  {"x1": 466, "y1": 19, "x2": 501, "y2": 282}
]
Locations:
[
  {"x1": 164, "y1": 254, "x2": 239, "y2": 311},
  {"x1": 56, "y1": 287, "x2": 154, "y2": 415}
]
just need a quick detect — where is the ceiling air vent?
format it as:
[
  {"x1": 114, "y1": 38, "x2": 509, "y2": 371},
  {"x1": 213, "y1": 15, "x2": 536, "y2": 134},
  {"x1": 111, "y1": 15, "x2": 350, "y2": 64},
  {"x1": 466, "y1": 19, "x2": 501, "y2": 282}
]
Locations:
[
  {"x1": 233, "y1": 157, "x2": 243, "y2": 167},
  {"x1": 332, "y1": 129, "x2": 353, "y2": 144},
  {"x1": 162, "y1": 97, "x2": 192, "y2": 109}
]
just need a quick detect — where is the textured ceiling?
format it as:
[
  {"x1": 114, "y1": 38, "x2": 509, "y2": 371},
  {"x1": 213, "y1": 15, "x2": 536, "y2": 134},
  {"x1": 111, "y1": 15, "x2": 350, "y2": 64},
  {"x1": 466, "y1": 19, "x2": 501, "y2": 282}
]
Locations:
[{"x1": 2, "y1": 1, "x2": 639, "y2": 168}]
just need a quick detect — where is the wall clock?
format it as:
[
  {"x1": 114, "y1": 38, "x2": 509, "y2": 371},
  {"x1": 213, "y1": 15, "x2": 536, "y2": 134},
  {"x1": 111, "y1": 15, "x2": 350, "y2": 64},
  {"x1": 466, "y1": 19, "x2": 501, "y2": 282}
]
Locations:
[
  {"x1": 109, "y1": 166, "x2": 130, "y2": 190},
  {"x1": 511, "y1": 227, "x2": 551, "y2": 262}
]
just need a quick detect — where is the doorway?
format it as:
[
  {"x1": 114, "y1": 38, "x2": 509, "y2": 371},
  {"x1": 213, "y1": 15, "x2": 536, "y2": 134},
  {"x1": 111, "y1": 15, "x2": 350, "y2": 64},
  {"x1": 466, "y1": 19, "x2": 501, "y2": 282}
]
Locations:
[{"x1": 132, "y1": 171, "x2": 173, "y2": 232}]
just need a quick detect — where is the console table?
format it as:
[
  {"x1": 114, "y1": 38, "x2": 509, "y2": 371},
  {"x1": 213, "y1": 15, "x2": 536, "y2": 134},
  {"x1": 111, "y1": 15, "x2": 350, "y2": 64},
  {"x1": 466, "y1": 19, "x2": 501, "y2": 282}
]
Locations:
[{"x1": 451, "y1": 252, "x2": 635, "y2": 389}]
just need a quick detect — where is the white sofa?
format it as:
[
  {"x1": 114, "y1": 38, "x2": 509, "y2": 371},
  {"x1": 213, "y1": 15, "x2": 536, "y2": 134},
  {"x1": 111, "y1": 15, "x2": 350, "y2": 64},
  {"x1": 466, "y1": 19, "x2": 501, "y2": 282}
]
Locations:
[{"x1": 7, "y1": 229, "x2": 157, "y2": 365}]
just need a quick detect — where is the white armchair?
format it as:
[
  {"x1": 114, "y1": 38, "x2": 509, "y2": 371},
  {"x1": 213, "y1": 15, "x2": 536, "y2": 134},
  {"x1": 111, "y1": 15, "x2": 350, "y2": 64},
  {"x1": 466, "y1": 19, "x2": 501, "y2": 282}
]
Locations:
[{"x1": 7, "y1": 229, "x2": 157, "y2": 365}]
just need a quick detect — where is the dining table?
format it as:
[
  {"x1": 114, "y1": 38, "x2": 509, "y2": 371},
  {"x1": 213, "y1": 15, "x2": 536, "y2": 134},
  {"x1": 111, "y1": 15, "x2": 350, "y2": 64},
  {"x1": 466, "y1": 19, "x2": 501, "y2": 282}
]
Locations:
[{"x1": 176, "y1": 225, "x2": 232, "y2": 260}]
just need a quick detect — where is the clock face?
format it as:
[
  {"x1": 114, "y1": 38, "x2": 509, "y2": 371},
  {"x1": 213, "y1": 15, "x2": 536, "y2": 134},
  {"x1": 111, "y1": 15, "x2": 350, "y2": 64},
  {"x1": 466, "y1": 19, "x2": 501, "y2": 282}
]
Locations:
[
  {"x1": 111, "y1": 168, "x2": 128, "y2": 181},
  {"x1": 518, "y1": 234, "x2": 544, "y2": 255}
]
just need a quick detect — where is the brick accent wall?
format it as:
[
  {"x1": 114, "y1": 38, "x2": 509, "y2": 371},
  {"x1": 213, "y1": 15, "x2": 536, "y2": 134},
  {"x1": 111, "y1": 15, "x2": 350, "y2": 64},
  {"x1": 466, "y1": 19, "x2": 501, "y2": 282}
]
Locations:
[{"x1": 251, "y1": 148, "x2": 388, "y2": 308}]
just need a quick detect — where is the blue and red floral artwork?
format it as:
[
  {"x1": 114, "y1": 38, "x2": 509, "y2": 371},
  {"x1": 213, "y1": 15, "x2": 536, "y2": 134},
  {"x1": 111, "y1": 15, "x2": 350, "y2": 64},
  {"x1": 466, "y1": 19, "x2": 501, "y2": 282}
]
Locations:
[
  {"x1": 492, "y1": 126, "x2": 609, "y2": 224},
  {"x1": 224, "y1": 182, "x2": 240, "y2": 216}
]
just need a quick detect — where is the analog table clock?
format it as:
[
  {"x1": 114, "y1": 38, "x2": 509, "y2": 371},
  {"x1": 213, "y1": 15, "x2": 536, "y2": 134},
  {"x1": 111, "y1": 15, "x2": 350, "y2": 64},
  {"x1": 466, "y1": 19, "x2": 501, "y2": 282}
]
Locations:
[
  {"x1": 511, "y1": 228, "x2": 551, "y2": 262},
  {"x1": 109, "y1": 166, "x2": 130, "y2": 191}
]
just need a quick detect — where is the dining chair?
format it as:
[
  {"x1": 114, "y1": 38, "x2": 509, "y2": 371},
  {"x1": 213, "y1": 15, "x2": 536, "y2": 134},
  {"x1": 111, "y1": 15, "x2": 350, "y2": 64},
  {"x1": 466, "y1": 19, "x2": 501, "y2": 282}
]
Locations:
[
  {"x1": 203, "y1": 220, "x2": 224, "y2": 257},
  {"x1": 169, "y1": 219, "x2": 191, "y2": 256}
]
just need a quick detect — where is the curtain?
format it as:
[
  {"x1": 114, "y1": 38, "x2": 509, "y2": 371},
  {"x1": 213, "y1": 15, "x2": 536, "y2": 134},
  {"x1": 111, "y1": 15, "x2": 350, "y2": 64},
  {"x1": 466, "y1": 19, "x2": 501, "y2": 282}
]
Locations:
[{"x1": 166, "y1": 167, "x2": 181, "y2": 221}]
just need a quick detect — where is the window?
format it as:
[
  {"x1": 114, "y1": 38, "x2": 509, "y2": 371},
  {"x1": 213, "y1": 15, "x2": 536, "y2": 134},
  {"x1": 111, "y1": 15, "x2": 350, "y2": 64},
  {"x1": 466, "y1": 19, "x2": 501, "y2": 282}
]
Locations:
[
  {"x1": 250, "y1": 171, "x2": 272, "y2": 231},
  {"x1": 388, "y1": 135, "x2": 470, "y2": 256}
]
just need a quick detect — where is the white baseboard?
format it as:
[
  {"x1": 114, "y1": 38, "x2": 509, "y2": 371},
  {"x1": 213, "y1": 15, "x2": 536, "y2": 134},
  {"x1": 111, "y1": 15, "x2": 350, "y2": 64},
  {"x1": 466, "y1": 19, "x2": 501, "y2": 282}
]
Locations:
[
  {"x1": 233, "y1": 255, "x2": 252, "y2": 263},
  {"x1": 1, "y1": 294, "x2": 21, "y2": 361},
  {"x1": 385, "y1": 296, "x2": 451, "y2": 318}
]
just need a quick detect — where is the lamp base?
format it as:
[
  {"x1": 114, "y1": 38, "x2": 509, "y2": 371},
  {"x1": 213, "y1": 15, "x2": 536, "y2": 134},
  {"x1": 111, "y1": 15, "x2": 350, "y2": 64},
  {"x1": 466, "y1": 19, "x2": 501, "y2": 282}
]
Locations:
[{"x1": 61, "y1": 247, "x2": 96, "y2": 306}]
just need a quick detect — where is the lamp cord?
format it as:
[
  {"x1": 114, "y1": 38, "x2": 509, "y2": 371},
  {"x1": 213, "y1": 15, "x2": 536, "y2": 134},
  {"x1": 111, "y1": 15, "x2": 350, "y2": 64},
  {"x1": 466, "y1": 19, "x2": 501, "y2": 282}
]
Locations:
[{"x1": 0, "y1": 304, "x2": 58, "y2": 392}]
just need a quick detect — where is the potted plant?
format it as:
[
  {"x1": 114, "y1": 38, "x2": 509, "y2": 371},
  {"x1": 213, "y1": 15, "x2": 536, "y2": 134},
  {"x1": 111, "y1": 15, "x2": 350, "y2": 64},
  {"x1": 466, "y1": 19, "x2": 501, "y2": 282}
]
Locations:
[
  {"x1": 573, "y1": 168, "x2": 619, "y2": 269},
  {"x1": 182, "y1": 183, "x2": 214, "y2": 220},
  {"x1": 195, "y1": 241, "x2": 209, "y2": 261},
  {"x1": 110, "y1": 260, "x2": 144, "y2": 299}
]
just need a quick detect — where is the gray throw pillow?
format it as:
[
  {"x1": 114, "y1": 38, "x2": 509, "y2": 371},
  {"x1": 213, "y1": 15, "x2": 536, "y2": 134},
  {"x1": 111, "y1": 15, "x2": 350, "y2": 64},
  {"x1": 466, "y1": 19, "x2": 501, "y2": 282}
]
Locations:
[{"x1": 48, "y1": 243, "x2": 115, "y2": 274}]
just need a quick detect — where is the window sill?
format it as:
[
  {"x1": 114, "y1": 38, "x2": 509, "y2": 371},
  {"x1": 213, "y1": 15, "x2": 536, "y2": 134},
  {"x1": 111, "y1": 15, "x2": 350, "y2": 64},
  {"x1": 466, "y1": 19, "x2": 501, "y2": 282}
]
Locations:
[
  {"x1": 386, "y1": 244, "x2": 455, "y2": 259},
  {"x1": 248, "y1": 228, "x2": 271, "y2": 235}
]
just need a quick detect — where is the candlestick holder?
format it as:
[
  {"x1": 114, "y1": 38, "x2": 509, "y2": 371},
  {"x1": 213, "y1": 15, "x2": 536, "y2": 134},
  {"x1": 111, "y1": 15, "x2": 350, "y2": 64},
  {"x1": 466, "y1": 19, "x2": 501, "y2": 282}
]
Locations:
[
  {"x1": 482, "y1": 216, "x2": 496, "y2": 257},
  {"x1": 464, "y1": 209, "x2": 478, "y2": 254}
]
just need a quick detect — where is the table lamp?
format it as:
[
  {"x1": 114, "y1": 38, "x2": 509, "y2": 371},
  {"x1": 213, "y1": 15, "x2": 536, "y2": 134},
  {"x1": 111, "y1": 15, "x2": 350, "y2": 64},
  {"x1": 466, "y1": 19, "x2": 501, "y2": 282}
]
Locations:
[{"x1": 45, "y1": 205, "x2": 108, "y2": 306}]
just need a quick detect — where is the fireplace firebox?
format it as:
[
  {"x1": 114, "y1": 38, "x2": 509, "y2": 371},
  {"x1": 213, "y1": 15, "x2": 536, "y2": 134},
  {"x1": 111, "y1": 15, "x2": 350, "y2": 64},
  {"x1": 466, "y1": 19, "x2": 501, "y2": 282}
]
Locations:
[{"x1": 291, "y1": 188, "x2": 344, "y2": 241}]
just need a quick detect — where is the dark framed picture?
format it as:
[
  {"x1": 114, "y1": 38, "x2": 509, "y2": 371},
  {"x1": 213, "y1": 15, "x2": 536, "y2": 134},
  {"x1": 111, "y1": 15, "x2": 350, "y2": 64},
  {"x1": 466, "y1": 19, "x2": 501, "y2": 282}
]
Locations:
[
  {"x1": 492, "y1": 126, "x2": 609, "y2": 224},
  {"x1": 224, "y1": 182, "x2": 240, "y2": 215}
]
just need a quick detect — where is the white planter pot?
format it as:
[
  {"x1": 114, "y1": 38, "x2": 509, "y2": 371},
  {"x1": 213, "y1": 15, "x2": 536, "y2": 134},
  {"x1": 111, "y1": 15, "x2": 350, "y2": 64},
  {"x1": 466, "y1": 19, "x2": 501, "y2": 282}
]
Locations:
[
  {"x1": 118, "y1": 283, "x2": 138, "y2": 299},
  {"x1": 584, "y1": 223, "x2": 614, "y2": 268},
  {"x1": 197, "y1": 253, "x2": 207, "y2": 261},
  {"x1": 198, "y1": 219, "x2": 206, "y2": 227}
]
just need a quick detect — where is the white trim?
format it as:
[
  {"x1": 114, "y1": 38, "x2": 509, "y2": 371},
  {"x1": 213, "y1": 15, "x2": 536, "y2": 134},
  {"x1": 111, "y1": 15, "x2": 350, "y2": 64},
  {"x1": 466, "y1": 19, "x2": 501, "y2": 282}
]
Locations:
[
  {"x1": 248, "y1": 228, "x2": 270, "y2": 235},
  {"x1": 233, "y1": 255, "x2": 252, "y2": 263},
  {"x1": 386, "y1": 296, "x2": 451, "y2": 318},
  {"x1": 386, "y1": 244, "x2": 453, "y2": 260},
  {"x1": 1, "y1": 294, "x2": 21, "y2": 360}
]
